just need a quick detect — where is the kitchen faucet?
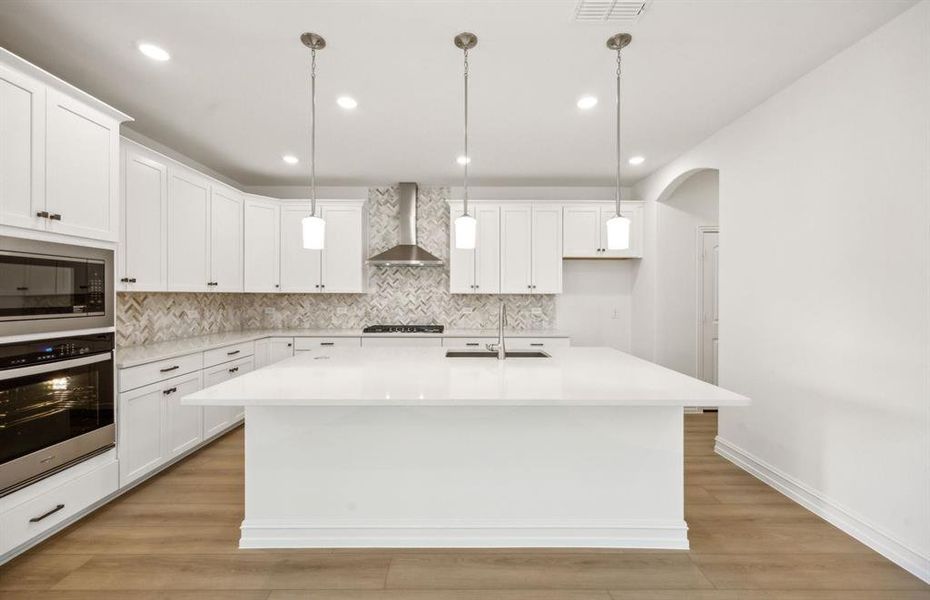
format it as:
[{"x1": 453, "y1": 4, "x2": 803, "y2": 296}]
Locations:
[{"x1": 486, "y1": 300, "x2": 507, "y2": 360}]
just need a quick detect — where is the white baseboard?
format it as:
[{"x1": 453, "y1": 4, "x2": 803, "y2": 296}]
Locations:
[
  {"x1": 715, "y1": 436, "x2": 930, "y2": 584},
  {"x1": 239, "y1": 519, "x2": 690, "y2": 550}
]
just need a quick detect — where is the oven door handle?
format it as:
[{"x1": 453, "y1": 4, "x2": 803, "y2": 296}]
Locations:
[{"x1": 0, "y1": 352, "x2": 112, "y2": 381}]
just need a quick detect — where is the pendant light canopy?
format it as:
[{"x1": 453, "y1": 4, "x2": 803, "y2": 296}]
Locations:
[
  {"x1": 300, "y1": 32, "x2": 326, "y2": 250},
  {"x1": 453, "y1": 32, "x2": 478, "y2": 250},
  {"x1": 605, "y1": 33, "x2": 632, "y2": 251}
]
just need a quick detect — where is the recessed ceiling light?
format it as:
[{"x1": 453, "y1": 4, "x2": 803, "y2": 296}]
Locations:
[
  {"x1": 628, "y1": 156, "x2": 645, "y2": 165},
  {"x1": 456, "y1": 155, "x2": 471, "y2": 165},
  {"x1": 577, "y1": 95, "x2": 598, "y2": 110},
  {"x1": 336, "y1": 96, "x2": 358, "y2": 110},
  {"x1": 282, "y1": 154, "x2": 299, "y2": 165},
  {"x1": 137, "y1": 42, "x2": 170, "y2": 62}
]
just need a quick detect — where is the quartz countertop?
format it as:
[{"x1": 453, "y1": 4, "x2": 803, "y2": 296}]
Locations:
[
  {"x1": 115, "y1": 328, "x2": 568, "y2": 369},
  {"x1": 182, "y1": 346, "x2": 750, "y2": 408}
]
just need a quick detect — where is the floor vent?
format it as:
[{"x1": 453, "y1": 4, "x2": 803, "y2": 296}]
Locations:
[{"x1": 573, "y1": 0, "x2": 649, "y2": 23}]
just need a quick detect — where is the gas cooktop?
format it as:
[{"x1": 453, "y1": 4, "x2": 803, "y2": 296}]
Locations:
[{"x1": 362, "y1": 325, "x2": 444, "y2": 334}]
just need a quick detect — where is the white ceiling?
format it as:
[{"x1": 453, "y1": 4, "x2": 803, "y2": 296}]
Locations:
[{"x1": 0, "y1": 0, "x2": 913, "y2": 187}]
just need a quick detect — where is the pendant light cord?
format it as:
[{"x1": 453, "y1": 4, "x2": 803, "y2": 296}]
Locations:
[
  {"x1": 463, "y1": 46, "x2": 470, "y2": 217},
  {"x1": 310, "y1": 47, "x2": 317, "y2": 217},
  {"x1": 615, "y1": 47, "x2": 623, "y2": 217}
]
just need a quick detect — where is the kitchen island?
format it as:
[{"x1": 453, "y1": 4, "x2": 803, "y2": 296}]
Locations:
[{"x1": 183, "y1": 346, "x2": 749, "y2": 550}]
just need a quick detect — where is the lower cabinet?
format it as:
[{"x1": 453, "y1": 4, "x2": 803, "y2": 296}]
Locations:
[
  {"x1": 118, "y1": 371, "x2": 203, "y2": 486},
  {"x1": 255, "y1": 337, "x2": 294, "y2": 368},
  {"x1": 202, "y1": 355, "x2": 253, "y2": 439},
  {"x1": 361, "y1": 337, "x2": 443, "y2": 348}
]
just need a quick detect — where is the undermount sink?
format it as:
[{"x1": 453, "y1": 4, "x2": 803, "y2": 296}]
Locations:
[{"x1": 445, "y1": 350, "x2": 550, "y2": 358}]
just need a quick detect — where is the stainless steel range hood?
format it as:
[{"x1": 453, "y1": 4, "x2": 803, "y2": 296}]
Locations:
[{"x1": 368, "y1": 182, "x2": 443, "y2": 267}]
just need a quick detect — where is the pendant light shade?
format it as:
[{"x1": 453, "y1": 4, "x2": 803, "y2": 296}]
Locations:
[
  {"x1": 300, "y1": 32, "x2": 326, "y2": 250},
  {"x1": 453, "y1": 32, "x2": 478, "y2": 250},
  {"x1": 606, "y1": 32, "x2": 632, "y2": 251},
  {"x1": 454, "y1": 213, "x2": 477, "y2": 249},
  {"x1": 301, "y1": 214, "x2": 326, "y2": 250},
  {"x1": 606, "y1": 214, "x2": 631, "y2": 250}
]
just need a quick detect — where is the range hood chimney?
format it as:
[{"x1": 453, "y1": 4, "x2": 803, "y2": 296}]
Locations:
[{"x1": 368, "y1": 183, "x2": 444, "y2": 267}]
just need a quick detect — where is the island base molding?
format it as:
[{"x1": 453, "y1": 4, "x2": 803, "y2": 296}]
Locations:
[
  {"x1": 242, "y1": 405, "x2": 690, "y2": 550},
  {"x1": 238, "y1": 520, "x2": 689, "y2": 549}
]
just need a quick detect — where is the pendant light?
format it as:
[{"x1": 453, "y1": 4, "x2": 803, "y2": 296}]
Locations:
[
  {"x1": 605, "y1": 33, "x2": 632, "y2": 251},
  {"x1": 300, "y1": 32, "x2": 326, "y2": 250},
  {"x1": 453, "y1": 32, "x2": 478, "y2": 250}
]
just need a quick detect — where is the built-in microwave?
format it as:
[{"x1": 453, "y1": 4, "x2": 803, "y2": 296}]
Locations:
[{"x1": 0, "y1": 237, "x2": 113, "y2": 337}]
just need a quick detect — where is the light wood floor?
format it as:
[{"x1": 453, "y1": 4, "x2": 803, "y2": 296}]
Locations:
[{"x1": 1, "y1": 413, "x2": 927, "y2": 599}]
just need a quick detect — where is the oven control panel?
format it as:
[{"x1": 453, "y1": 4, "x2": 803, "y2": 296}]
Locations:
[{"x1": 0, "y1": 333, "x2": 114, "y2": 370}]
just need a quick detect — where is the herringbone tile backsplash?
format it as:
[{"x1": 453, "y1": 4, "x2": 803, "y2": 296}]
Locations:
[{"x1": 117, "y1": 186, "x2": 555, "y2": 347}]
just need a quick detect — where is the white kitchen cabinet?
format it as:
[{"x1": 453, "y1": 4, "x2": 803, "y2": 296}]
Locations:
[
  {"x1": 163, "y1": 372, "x2": 204, "y2": 458},
  {"x1": 255, "y1": 337, "x2": 294, "y2": 368},
  {"x1": 294, "y1": 337, "x2": 361, "y2": 351},
  {"x1": 500, "y1": 205, "x2": 532, "y2": 294},
  {"x1": 209, "y1": 184, "x2": 243, "y2": 292},
  {"x1": 531, "y1": 204, "x2": 563, "y2": 293},
  {"x1": 203, "y1": 356, "x2": 253, "y2": 439},
  {"x1": 0, "y1": 64, "x2": 45, "y2": 231},
  {"x1": 243, "y1": 197, "x2": 280, "y2": 292},
  {"x1": 120, "y1": 143, "x2": 168, "y2": 291},
  {"x1": 563, "y1": 202, "x2": 643, "y2": 259},
  {"x1": 361, "y1": 337, "x2": 443, "y2": 348},
  {"x1": 449, "y1": 203, "x2": 500, "y2": 294},
  {"x1": 44, "y1": 88, "x2": 120, "y2": 241},
  {"x1": 167, "y1": 167, "x2": 210, "y2": 291},
  {"x1": 280, "y1": 202, "x2": 366, "y2": 293}
]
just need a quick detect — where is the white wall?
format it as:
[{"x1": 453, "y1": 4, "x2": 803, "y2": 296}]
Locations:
[
  {"x1": 633, "y1": 0, "x2": 929, "y2": 582},
  {"x1": 654, "y1": 170, "x2": 719, "y2": 377},
  {"x1": 557, "y1": 260, "x2": 633, "y2": 350}
]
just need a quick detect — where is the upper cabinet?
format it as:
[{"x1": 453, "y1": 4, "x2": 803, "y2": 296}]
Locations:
[
  {"x1": 166, "y1": 167, "x2": 211, "y2": 292},
  {"x1": 499, "y1": 204, "x2": 563, "y2": 295},
  {"x1": 280, "y1": 202, "x2": 367, "y2": 294},
  {"x1": 120, "y1": 142, "x2": 168, "y2": 290},
  {"x1": 0, "y1": 49, "x2": 131, "y2": 242},
  {"x1": 449, "y1": 203, "x2": 500, "y2": 294},
  {"x1": 243, "y1": 196, "x2": 281, "y2": 293},
  {"x1": 563, "y1": 202, "x2": 644, "y2": 259},
  {"x1": 208, "y1": 184, "x2": 243, "y2": 293}
]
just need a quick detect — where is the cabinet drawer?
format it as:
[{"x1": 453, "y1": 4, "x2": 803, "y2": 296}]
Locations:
[
  {"x1": 361, "y1": 337, "x2": 443, "y2": 348},
  {"x1": 507, "y1": 337, "x2": 570, "y2": 350},
  {"x1": 293, "y1": 337, "x2": 361, "y2": 351},
  {"x1": 119, "y1": 352, "x2": 203, "y2": 392},
  {"x1": 0, "y1": 459, "x2": 117, "y2": 555},
  {"x1": 443, "y1": 337, "x2": 494, "y2": 349},
  {"x1": 203, "y1": 341, "x2": 255, "y2": 368}
]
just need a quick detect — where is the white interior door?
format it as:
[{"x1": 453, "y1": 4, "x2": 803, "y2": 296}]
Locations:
[{"x1": 699, "y1": 230, "x2": 720, "y2": 384}]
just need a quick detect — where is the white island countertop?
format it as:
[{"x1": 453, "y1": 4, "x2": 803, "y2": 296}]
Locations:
[{"x1": 183, "y1": 346, "x2": 749, "y2": 408}]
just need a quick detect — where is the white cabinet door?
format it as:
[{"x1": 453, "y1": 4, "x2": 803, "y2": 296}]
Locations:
[
  {"x1": 167, "y1": 167, "x2": 210, "y2": 291},
  {"x1": 209, "y1": 185, "x2": 243, "y2": 292},
  {"x1": 243, "y1": 198, "x2": 280, "y2": 292},
  {"x1": 562, "y1": 205, "x2": 601, "y2": 257},
  {"x1": 118, "y1": 384, "x2": 165, "y2": 485},
  {"x1": 0, "y1": 64, "x2": 45, "y2": 231},
  {"x1": 269, "y1": 337, "x2": 294, "y2": 363},
  {"x1": 531, "y1": 204, "x2": 563, "y2": 293},
  {"x1": 121, "y1": 145, "x2": 167, "y2": 291},
  {"x1": 320, "y1": 204, "x2": 365, "y2": 293},
  {"x1": 600, "y1": 203, "x2": 643, "y2": 259},
  {"x1": 500, "y1": 205, "x2": 532, "y2": 294},
  {"x1": 474, "y1": 205, "x2": 500, "y2": 294},
  {"x1": 449, "y1": 205, "x2": 476, "y2": 294},
  {"x1": 203, "y1": 356, "x2": 252, "y2": 438},
  {"x1": 280, "y1": 205, "x2": 322, "y2": 292},
  {"x1": 163, "y1": 372, "x2": 203, "y2": 458},
  {"x1": 44, "y1": 88, "x2": 119, "y2": 241}
]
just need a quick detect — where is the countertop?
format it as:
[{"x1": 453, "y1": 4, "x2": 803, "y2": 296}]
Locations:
[
  {"x1": 182, "y1": 346, "x2": 750, "y2": 408},
  {"x1": 115, "y1": 328, "x2": 569, "y2": 368}
]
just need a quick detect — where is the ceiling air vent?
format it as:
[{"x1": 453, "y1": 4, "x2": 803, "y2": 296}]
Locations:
[{"x1": 573, "y1": 0, "x2": 649, "y2": 23}]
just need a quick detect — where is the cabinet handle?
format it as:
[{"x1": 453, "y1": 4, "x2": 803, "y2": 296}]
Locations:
[
  {"x1": 530, "y1": 343, "x2": 544, "y2": 347},
  {"x1": 274, "y1": 284, "x2": 280, "y2": 288},
  {"x1": 465, "y1": 342, "x2": 480, "y2": 347},
  {"x1": 36, "y1": 210, "x2": 49, "y2": 218},
  {"x1": 130, "y1": 278, "x2": 137, "y2": 283},
  {"x1": 120, "y1": 277, "x2": 131, "y2": 283},
  {"x1": 226, "y1": 350, "x2": 240, "y2": 356},
  {"x1": 159, "y1": 365, "x2": 179, "y2": 373},
  {"x1": 287, "y1": 343, "x2": 292, "y2": 347},
  {"x1": 314, "y1": 284, "x2": 320, "y2": 288},
  {"x1": 320, "y1": 342, "x2": 334, "y2": 346},
  {"x1": 29, "y1": 504, "x2": 65, "y2": 523},
  {"x1": 16, "y1": 287, "x2": 28, "y2": 291},
  {"x1": 162, "y1": 387, "x2": 177, "y2": 395},
  {"x1": 228, "y1": 367, "x2": 239, "y2": 373},
  {"x1": 320, "y1": 284, "x2": 325, "y2": 289},
  {"x1": 48, "y1": 213, "x2": 62, "y2": 221}
]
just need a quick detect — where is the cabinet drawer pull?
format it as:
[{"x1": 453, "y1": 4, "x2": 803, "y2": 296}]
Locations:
[
  {"x1": 287, "y1": 343, "x2": 292, "y2": 347},
  {"x1": 228, "y1": 367, "x2": 239, "y2": 373},
  {"x1": 36, "y1": 210, "x2": 49, "y2": 218},
  {"x1": 320, "y1": 342, "x2": 334, "y2": 346},
  {"x1": 16, "y1": 287, "x2": 28, "y2": 291},
  {"x1": 162, "y1": 386, "x2": 177, "y2": 395},
  {"x1": 465, "y1": 342, "x2": 480, "y2": 347},
  {"x1": 130, "y1": 278, "x2": 137, "y2": 283},
  {"x1": 226, "y1": 350, "x2": 240, "y2": 356},
  {"x1": 29, "y1": 504, "x2": 65, "y2": 523},
  {"x1": 530, "y1": 343, "x2": 544, "y2": 347},
  {"x1": 48, "y1": 213, "x2": 62, "y2": 221},
  {"x1": 159, "y1": 365, "x2": 180, "y2": 373},
  {"x1": 120, "y1": 277, "x2": 131, "y2": 283}
]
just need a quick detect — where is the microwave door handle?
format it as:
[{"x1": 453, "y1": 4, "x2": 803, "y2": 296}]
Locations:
[{"x1": 0, "y1": 351, "x2": 112, "y2": 382}]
